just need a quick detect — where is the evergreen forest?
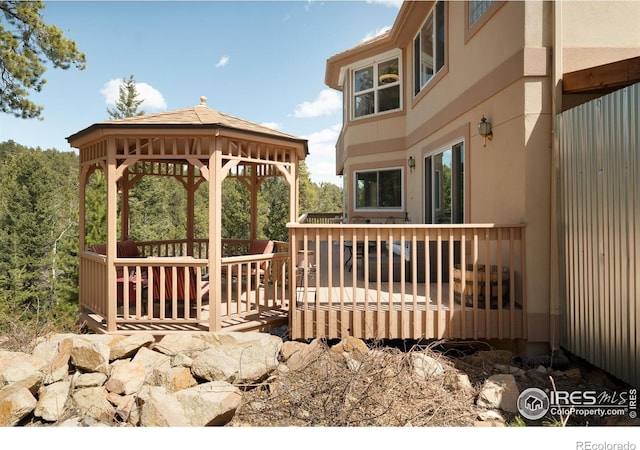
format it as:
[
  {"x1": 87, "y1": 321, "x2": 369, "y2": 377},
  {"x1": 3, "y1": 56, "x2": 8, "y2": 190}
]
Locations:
[{"x1": 0, "y1": 139, "x2": 343, "y2": 335}]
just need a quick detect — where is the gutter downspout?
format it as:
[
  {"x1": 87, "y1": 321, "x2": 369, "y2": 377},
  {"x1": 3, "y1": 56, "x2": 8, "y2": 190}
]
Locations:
[{"x1": 549, "y1": 0, "x2": 563, "y2": 352}]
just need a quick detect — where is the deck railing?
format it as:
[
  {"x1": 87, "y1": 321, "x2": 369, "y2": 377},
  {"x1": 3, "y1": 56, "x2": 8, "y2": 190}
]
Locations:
[{"x1": 288, "y1": 223, "x2": 527, "y2": 341}]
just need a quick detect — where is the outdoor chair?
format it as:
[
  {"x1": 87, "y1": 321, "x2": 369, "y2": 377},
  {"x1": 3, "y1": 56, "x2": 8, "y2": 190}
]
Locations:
[{"x1": 221, "y1": 239, "x2": 275, "y2": 285}]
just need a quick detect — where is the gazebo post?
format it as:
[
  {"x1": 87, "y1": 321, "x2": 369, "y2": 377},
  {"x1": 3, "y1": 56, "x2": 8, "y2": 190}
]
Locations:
[
  {"x1": 105, "y1": 138, "x2": 119, "y2": 332},
  {"x1": 250, "y1": 162, "x2": 258, "y2": 242},
  {"x1": 120, "y1": 170, "x2": 130, "y2": 240},
  {"x1": 209, "y1": 142, "x2": 223, "y2": 332},
  {"x1": 186, "y1": 164, "x2": 196, "y2": 256}
]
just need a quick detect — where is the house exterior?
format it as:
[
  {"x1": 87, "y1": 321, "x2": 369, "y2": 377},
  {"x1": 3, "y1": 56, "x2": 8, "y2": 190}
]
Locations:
[{"x1": 322, "y1": 0, "x2": 640, "y2": 351}]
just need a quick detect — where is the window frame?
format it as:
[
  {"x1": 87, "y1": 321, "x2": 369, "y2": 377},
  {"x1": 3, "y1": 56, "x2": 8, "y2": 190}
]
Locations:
[
  {"x1": 413, "y1": 1, "x2": 446, "y2": 97},
  {"x1": 424, "y1": 141, "x2": 465, "y2": 224},
  {"x1": 350, "y1": 50, "x2": 402, "y2": 121},
  {"x1": 353, "y1": 166, "x2": 405, "y2": 212}
]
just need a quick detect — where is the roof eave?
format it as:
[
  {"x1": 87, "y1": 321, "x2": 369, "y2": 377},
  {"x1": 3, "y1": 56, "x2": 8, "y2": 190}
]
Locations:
[{"x1": 66, "y1": 123, "x2": 308, "y2": 156}]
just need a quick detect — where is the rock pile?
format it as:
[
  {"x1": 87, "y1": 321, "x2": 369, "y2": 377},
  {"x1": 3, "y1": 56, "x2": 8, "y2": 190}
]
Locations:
[
  {"x1": 1, "y1": 331, "x2": 477, "y2": 427},
  {"x1": 1, "y1": 331, "x2": 631, "y2": 427}
]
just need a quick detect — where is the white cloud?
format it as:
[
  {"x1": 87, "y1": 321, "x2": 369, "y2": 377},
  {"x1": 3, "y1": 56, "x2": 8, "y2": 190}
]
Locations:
[
  {"x1": 215, "y1": 55, "x2": 230, "y2": 68},
  {"x1": 304, "y1": 124, "x2": 343, "y2": 186},
  {"x1": 361, "y1": 25, "x2": 392, "y2": 43},
  {"x1": 260, "y1": 122, "x2": 281, "y2": 130},
  {"x1": 365, "y1": 0, "x2": 403, "y2": 8},
  {"x1": 100, "y1": 78, "x2": 167, "y2": 111},
  {"x1": 292, "y1": 89, "x2": 341, "y2": 118}
]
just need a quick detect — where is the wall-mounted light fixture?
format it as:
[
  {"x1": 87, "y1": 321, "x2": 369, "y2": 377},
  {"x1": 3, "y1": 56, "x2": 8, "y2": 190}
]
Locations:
[
  {"x1": 407, "y1": 156, "x2": 416, "y2": 171},
  {"x1": 478, "y1": 115, "x2": 493, "y2": 146}
]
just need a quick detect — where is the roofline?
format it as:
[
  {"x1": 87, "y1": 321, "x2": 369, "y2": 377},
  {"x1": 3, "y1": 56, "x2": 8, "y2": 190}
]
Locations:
[
  {"x1": 66, "y1": 122, "x2": 309, "y2": 155},
  {"x1": 325, "y1": 1, "x2": 433, "y2": 90}
]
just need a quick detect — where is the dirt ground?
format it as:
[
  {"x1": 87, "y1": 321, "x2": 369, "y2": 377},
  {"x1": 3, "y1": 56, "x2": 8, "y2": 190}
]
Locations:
[{"x1": 228, "y1": 336, "x2": 639, "y2": 427}]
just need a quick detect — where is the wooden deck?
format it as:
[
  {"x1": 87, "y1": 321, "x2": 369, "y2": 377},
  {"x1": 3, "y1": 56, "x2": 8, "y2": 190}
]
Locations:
[{"x1": 79, "y1": 224, "x2": 526, "y2": 341}]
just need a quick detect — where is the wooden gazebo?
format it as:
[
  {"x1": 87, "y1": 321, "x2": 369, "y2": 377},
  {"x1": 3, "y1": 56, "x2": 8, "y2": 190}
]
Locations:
[{"x1": 67, "y1": 97, "x2": 308, "y2": 334}]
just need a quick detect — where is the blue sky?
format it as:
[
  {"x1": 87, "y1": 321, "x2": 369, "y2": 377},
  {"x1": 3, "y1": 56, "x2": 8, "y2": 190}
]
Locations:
[{"x1": 0, "y1": 0, "x2": 402, "y2": 185}]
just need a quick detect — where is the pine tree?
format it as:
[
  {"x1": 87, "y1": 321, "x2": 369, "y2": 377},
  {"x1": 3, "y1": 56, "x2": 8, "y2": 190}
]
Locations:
[
  {"x1": 106, "y1": 75, "x2": 145, "y2": 119},
  {"x1": 0, "y1": 1, "x2": 86, "y2": 119}
]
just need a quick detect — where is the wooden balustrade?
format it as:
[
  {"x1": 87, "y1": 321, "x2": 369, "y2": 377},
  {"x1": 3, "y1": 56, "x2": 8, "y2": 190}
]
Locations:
[{"x1": 288, "y1": 223, "x2": 527, "y2": 341}]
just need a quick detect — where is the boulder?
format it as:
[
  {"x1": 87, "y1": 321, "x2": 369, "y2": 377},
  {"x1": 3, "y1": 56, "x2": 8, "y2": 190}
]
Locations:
[
  {"x1": 105, "y1": 360, "x2": 147, "y2": 395},
  {"x1": 0, "y1": 385, "x2": 37, "y2": 426},
  {"x1": 191, "y1": 332, "x2": 282, "y2": 383},
  {"x1": 411, "y1": 352, "x2": 445, "y2": 379},
  {"x1": 70, "y1": 338, "x2": 111, "y2": 375},
  {"x1": 109, "y1": 334, "x2": 155, "y2": 361},
  {"x1": 138, "y1": 386, "x2": 190, "y2": 427},
  {"x1": 34, "y1": 381, "x2": 71, "y2": 422},
  {"x1": 70, "y1": 387, "x2": 115, "y2": 422},
  {"x1": 175, "y1": 381, "x2": 242, "y2": 426},
  {"x1": 0, "y1": 351, "x2": 47, "y2": 388},
  {"x1": 476, "y1": 374, "x2": 520, "y2": 413}
]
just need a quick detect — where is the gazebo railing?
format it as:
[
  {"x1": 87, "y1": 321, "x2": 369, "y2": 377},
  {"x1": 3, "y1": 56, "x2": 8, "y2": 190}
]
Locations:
[{"x1": 79, "y1": 238, "x2": 289, "y2": 332}]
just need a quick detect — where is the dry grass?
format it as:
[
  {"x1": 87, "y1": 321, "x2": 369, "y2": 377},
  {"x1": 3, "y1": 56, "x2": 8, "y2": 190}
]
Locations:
[{"x1": 229, "y1": 340, "x2": 481, "y2": 427}]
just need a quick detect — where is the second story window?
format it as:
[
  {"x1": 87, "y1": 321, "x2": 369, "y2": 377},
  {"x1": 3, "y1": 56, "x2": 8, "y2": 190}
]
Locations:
[
  {"x1": 469, "y1": 0, "x2": 492, "y2": 27},
  {"x1": 353, "y1": 55, "x2": 401, "y2": 119},
  {"x1": 414, "y1": 1, "x2": 445, "y2": 96}
]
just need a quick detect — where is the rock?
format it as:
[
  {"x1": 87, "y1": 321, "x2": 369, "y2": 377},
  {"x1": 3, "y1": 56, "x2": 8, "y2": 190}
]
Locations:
[
  {"x1": 330, "y1": 337, "x2": 368, "y2": 355},
  {"x1": 283, "y1": 338, "x2": 326, "y2": 371},
  {"x1": 0, "y1": 385, "x2": 37, "y2": 426},
  {"x1": 70, "y1": 338, "x2": 111, "y2": 375},
  {"x1": 191, "y1": 332, "x2": 282, "y2": 383},
  {"x1": 446, "y1": 373, "x2": 473, "y2": 393},
  {"x1": 171, "y1": 353, "x2": 193, "y2": 368},
  {"x1": 148, "y1": 365, "x2": 198, "y2": 392},
  {"x1": 473, "y1": 420, "x2": 506, "y2": 427},
  {"x1": 564, "y1": 367, "x2": 582, "y2": 381},
  {"x1": 36, "y1": 338, "x2": 73, "y2": 385},
  {"x1": 0, "y1": 351, "x2": 47, "y2": 388},
  {"x1": 70, "y1": 387, "x2": 115, "y2": 422},
  {"x1": 105, "y1": 360, "x2": 147, "y2": 395},
  {"x1": 477, "y1": 409, "x2": 505, "y2": 422},
  {"x1": 72, "y1": 371, "x2": 108, "y2": 388},
  {"x1": 132, "y1": 346, "x2": 172, "y2": 378},
  {"x1": 175, "y1": 381, "x2": 242, "y2": 426},
  {"x1": 138, "y1": 386, "x2": 190, "y2": 427},
  {"x1": 280, "y1": 340, "x2": 309, "y2": 362},
  {"x1": 476, "y1": 374, "x2": 520, "y2": 413},
  {"x1": 411, "y1": 352, "x2": 445, "y2": 379},
  {"x1": 153, "y1": 333, "x2": 211, "y2": 357},
  {"x1": 109, "y1": 334, "x2": 155, "y2": 361},
  {"x1": 34, "y1": 381, "x2": 71, "y2": 422},
  {"x1": 114, "y1": 394, "x2": 140, "y2": 425}
]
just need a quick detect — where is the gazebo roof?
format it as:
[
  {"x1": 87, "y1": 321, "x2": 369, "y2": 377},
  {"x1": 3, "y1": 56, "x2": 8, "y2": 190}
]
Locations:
[{"x1": 67, "y1": 97, "x2": 308, "y2": 154}]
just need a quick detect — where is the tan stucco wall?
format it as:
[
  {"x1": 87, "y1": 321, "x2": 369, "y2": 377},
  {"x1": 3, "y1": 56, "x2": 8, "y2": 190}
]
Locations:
[{"x1": 561, "y1": 1, "x2": 640, "y2": 73}]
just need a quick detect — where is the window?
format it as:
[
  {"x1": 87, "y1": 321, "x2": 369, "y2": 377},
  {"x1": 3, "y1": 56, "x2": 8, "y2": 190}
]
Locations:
[
  {"x1": 425, "y1": 142, "x2": 464, "y2": 224},
  {"x1": 353, "y1": 56, "x2": 401, "y2": 119},
  {"x1": 355, "y1": 168, "x2": 403, "y2": 210},
  {"x1": 414, "y1": 1, "x2": 445, "y2": 96},
  {"x1": 469, "y1": 0, "x2": 492, "y2": 27}
]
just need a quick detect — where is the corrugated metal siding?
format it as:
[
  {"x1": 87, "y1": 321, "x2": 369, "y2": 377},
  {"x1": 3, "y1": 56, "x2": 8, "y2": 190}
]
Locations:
[{"x1": 557, "y1": 84, "x2": 640, "y2": 387}]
